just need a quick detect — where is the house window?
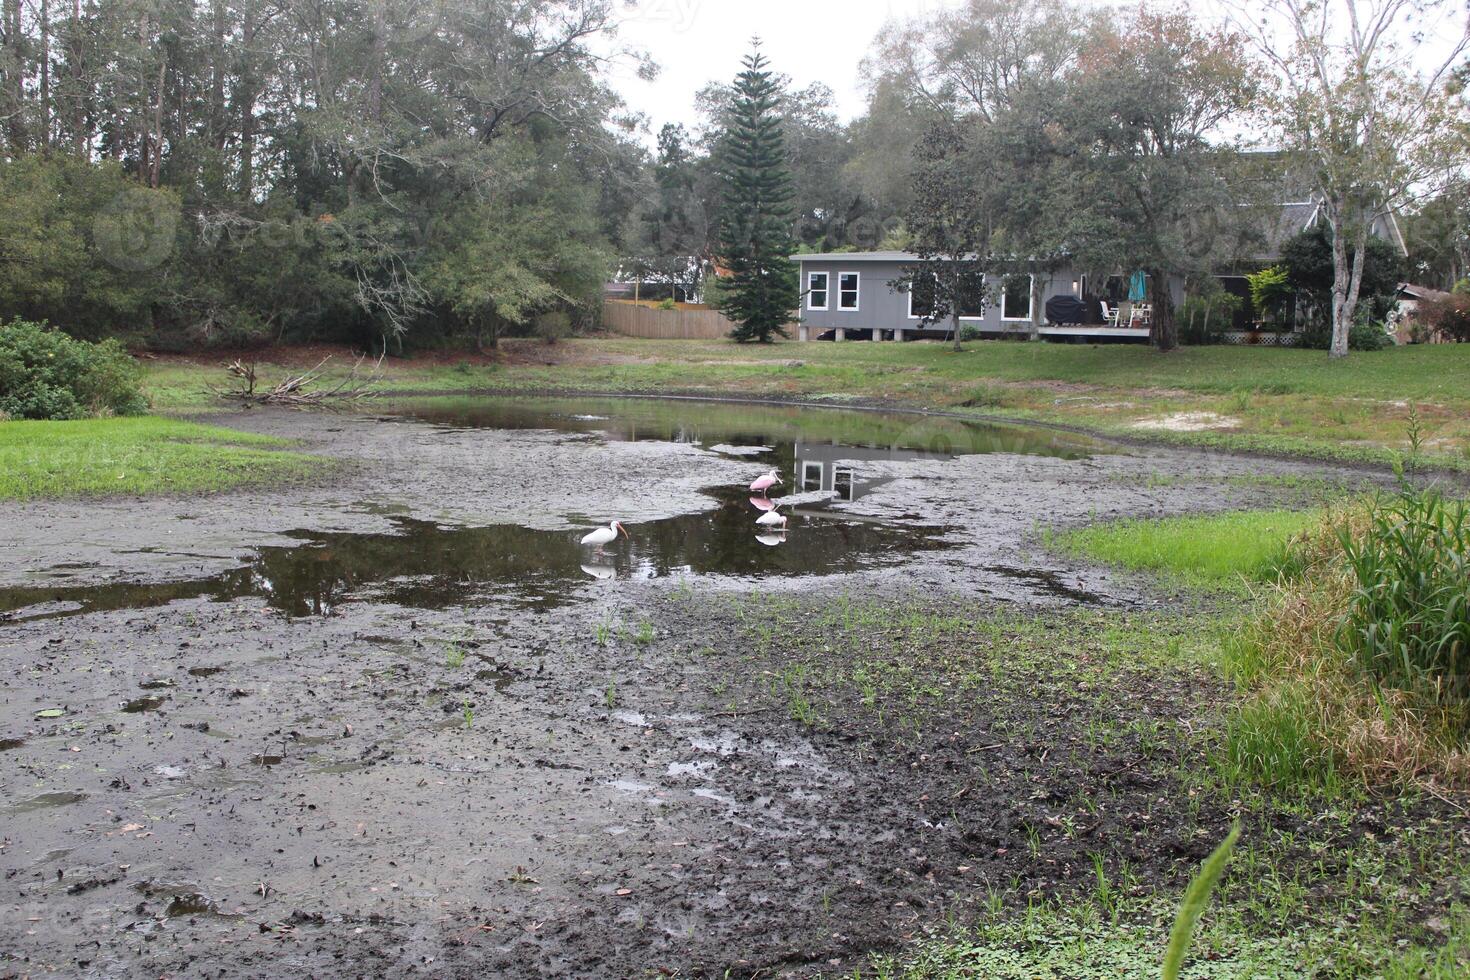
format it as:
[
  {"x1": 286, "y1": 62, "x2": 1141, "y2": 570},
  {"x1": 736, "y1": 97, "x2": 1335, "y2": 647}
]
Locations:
[
  {"x1": 838, "y1": 272, "x2": 860, "y2": 310},
  {"x1": 908, "y1": 274, "x2": 935, "y2": 319},
  {"x1": 958, "y1": 273, "x2": 987, "y2": 319},
  {"x1": 801, "y1": 461, "x2": 823, "y2": 493},
  {"x1": 1001, "y1": 274, "x2": 1033, "y2": 320},
  {"x1": 908, "y1": 271, "x2": 986, "y2": 319},
  {"x1": 834, "y1": 467, "x2": 855, "y2": 502},
  {"x1": 808, "y1": 272, "x2": 828, "y2": 311}
]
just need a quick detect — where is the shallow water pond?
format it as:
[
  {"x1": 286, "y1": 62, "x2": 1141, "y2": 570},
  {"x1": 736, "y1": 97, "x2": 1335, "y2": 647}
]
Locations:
[{"x1": 1, "y1": 398, "x2": 1106, "y2": 621}]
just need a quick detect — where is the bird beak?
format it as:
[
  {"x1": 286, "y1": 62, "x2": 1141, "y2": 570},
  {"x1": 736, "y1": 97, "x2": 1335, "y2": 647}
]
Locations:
[{"x1": 618, "y1": 523, "x2": 630, "y2": 539}]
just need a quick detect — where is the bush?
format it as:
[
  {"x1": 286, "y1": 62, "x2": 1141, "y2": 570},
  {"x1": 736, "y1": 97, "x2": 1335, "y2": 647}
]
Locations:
[
  {"x1": 1420, "y1": 293, "x2": 1470, "y2": 342},
  {"x1": 1178, "y1": 291, "x2": 1243, "y2": 345},
  {"x1": 958, "y1": 323, "x2": 984, "y2": 341},
  {"x1": 533, "y1": 311, "x2": 571, "y2": 345},
  {"x1": 657, "y1": 297, "x2": 678, "y2": 311},
  {"x1": 0, "y1": 319, "x2": 148, "y2": 420},
  {"x1": 1296, "y1": 321, "x2": 1392, "y2": 351}
]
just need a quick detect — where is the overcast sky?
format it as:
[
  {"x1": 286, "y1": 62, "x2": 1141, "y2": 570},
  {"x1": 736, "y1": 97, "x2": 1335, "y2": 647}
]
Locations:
[{"x1": 606, "y1": 0, "x2": 1469, "y2": 144}]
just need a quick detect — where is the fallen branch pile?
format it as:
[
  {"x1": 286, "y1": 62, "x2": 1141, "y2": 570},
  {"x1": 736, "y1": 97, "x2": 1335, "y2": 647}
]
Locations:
[{"x1": 211, "y1": 354, "x2": 385, "y2": 405}]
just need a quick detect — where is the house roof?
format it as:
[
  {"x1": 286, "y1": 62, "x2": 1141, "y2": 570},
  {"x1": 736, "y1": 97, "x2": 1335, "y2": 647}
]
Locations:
[
  {"x1": 1398, "y1": 282, "x2": 1452, "y2": 303},
  {"x1": 791, "y1": 251, "x2": 918, "y2": 263}
]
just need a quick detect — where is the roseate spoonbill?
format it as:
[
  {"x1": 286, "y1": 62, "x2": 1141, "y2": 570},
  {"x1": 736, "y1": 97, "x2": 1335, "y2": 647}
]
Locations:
[
  {"x1": 755, "y1": 510, "x2": 788, "y2": 528},
  {"x1": 581, "y1": 521, "x2": 629, "y2": 550},
  {"x1": 754, "y1": 531, "x2": 787, "y2": 547},
  {"x1": 750, "y1": 469, "x2": 782, "y2": 496}
]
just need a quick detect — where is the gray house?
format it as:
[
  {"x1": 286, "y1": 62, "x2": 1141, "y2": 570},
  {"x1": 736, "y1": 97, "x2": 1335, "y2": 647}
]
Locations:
[{"x1": 791, "y1": 252, "x2": 1185, "y2": 343}]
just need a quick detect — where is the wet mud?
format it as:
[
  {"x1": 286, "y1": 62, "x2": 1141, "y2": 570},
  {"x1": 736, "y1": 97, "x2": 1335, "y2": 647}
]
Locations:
[{"x1": 0, "y1": 397, "x2": 1395, "y2": 977}]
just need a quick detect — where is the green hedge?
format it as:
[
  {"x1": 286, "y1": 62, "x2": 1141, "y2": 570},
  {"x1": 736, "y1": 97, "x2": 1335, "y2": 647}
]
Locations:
[{"x1": 0, "y1": 319, "x2": 148, "y2": 420}]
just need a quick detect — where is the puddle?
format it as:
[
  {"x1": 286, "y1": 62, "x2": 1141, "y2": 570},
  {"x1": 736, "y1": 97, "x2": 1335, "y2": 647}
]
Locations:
[
  {"x1": 0, "y1": 737, "x2": 24, "y2": 751},
  {"x1": 7, "y1": 791, "x2": 87, "y2": 813},
  {"x1": 0, "y1": 398, "x2": 1107, "y2": 622},
  {"x1": 121, "y1": 696, "x2": 167, "y2": 714}
]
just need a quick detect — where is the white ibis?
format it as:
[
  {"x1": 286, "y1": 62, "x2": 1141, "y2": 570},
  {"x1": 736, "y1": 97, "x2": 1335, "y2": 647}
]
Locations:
[
  {"x1": 580, "y1": 521, "x2": 629, "y2": 550},
  {"x1": 755, "y1": 510, "x2": 788, "y2": 528},
  {"x1": 580, "y1": 563, "x2": 616, "y2": 581},
  {"x1": 750, "y1": 469, "x2": 782, "y2": 497}
]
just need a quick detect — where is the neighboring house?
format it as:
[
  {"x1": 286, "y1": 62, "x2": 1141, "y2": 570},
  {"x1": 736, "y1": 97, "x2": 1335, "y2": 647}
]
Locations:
[
  {"x1": 604, "y1": 256, "x2": 710, "y2": 304},
  {"x1": 791, "y1": 198, "x2": 1410, "y2": 343},
  {"x1": 1391, "y1": 283, "x2": 1453, "y2": 344},
  {"x1": 791, "y1": 251, "x2": 1185, "y2": 342},
  {"x1": 1214, "y1": 200, "x2": 1410, "y2": 333}
]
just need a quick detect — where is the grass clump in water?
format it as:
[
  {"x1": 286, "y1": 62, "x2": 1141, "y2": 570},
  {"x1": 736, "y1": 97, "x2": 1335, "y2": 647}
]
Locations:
[{"x1": 1047, "y1": 509, "x2": 1320, "y2": 590}]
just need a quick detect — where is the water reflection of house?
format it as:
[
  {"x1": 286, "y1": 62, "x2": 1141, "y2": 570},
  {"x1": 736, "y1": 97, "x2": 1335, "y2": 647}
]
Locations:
[{"x1": 794, "y1": 442, "x2": 944, "y2": 503}]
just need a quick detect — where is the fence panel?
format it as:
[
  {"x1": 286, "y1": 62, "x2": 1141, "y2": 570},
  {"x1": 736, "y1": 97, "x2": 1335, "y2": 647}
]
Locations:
[{"x1": 602, "y1": 301, "x2": 735, "y2": 340}]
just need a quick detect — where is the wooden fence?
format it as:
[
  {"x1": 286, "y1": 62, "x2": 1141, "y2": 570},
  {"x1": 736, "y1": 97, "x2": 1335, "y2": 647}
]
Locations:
[{"x1": 601, "y1": 300, "x2": 736, "y2": 339}]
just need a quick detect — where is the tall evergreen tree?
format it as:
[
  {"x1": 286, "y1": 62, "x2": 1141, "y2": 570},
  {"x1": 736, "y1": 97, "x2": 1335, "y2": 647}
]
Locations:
[{"x1": 715, "y1": 41, "x2": 798, "y2": 343}]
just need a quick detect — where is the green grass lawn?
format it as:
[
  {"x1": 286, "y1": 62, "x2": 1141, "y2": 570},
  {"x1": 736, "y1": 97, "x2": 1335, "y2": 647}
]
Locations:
[
  {"x1": 140, "y1": 340, "x2": 1470, "y2": 470},
  {"x1": 0, "y1": 416, "x2": 328, "y2": 500},
  {"x1": 1047, "y1": 509, "x2": 1321, "y2": 589}
]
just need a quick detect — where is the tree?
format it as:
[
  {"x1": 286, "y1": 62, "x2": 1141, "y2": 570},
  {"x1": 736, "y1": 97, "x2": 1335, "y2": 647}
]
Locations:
[
  {"x1": 713, "y1": 41, "x2": 799, "y2": 344},
  {"x1": 1279, "y1": 223, "x2": 1405, "y2": 325},
  {"x1": 1228, "y1": 0, "x2": 1470, "y2": 357},
  {"x1": 902, "y1": 123, "x2": 992, "y2": 353},
  {"x1": 1051, "y1": 10, "x2": 1257, "y2": 351}
]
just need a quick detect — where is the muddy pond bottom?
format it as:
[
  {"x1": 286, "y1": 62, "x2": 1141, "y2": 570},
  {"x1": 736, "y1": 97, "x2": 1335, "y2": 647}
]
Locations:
[{"x1": 1, "y1": 398, "x2": 1108, "y2": 622}]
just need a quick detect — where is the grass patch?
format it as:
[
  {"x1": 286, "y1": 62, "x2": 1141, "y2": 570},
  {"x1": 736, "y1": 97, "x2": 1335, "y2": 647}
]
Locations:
[
  {"x1": 0, "y1": 416, "x2": 326, "y2": 499},
  {"x1": 1217, "y1": 489, "x2": 1470, "y2": 793},
  {"x1": 1046, "y1": 509, "x2": 1320, "y2": 590}
]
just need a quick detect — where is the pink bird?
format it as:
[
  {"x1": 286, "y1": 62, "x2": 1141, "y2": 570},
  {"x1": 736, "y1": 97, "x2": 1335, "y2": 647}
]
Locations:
[
  {"x1": 749, "y1": 495, "x2": 776, "y2": 512},
  {"x1": 749, "y1": 469, "x2": 782, "y2": 497}
]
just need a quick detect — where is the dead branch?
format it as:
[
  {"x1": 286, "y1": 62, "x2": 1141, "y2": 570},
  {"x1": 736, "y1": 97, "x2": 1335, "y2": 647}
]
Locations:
[{"x1": 210, "y1": 354, "x2": 386, "y2": 406}]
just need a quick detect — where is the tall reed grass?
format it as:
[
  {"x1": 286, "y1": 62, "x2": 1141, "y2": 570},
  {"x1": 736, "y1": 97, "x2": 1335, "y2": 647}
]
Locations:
[{"x1": 1222, "y1": 487, "x2": 1470, "y2": 791}]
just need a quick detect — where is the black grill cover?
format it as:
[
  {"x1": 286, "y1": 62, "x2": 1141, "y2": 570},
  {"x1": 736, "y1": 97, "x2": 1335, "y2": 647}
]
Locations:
[{"x1": 1045, "y1": 295, "x2": 1087, "y2": 325}]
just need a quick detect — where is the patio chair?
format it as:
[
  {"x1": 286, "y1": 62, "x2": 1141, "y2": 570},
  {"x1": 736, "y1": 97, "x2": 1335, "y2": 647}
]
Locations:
[{"x1": 1100, "y1": 301, "x2": 1121, "y2": 328}]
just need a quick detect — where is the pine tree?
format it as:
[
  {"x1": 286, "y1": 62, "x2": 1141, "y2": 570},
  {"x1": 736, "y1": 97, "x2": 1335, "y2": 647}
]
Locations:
[{"x1": 715, "y1": 41, "x2": 798, "y2": 343}]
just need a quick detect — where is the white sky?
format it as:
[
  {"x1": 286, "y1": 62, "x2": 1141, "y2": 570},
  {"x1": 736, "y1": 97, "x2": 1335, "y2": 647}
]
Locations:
[
  {"x1": 607, "y1": 0, "x2": 1470, "y2": 144},
  {"x1": 608, "y1": 0, "x2": 955, "y2": 136}
]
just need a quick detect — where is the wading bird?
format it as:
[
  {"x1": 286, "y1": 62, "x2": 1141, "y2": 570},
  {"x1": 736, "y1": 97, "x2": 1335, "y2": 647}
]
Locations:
[
  {"x1": 581, "y1": 521, "x2": 629, "y2": 551},
  {"x1": 755, "y1": 510, "x2": 788, "y2": 529},
  {"x1": 750, "y1": 469, "x2": 782, "y2": 496}
]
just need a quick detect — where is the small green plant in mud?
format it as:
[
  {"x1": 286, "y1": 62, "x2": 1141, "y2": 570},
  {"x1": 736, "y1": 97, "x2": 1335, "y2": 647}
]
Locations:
[
  {"x1": 595, "y1": 621, "x2": 612, "y2": 646},
  {"x1": 633, "y1": 621, "x2": 655, "y2": 645},
  {"x1": 1404, "y1": 402, "x2": 1425, "y2": 474},
  {"x1": 461, "y1": 700, "x2": 474, "y2": 729},
  {"x1": 443, "y1": 643, "x2": 466, "y2": 669},
  {"x1": 604, "y1": 680, "x2": 617, "y2": 709},
  {"x1": 1163, "y1": 822, "x2": 1240, "y2": 980}
]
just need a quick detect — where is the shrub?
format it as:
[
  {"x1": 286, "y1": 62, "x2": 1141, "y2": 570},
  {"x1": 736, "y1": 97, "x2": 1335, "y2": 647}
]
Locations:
[
  {"x1": 533, "y1": 311, "x2": 571, "y2": 345},
  {"x1": 1246, "y1": 266, "x2": 1291, "y2": 325},
  {"x1": 1420, "y1": 293, "x2": 1470, "y2": 342},
  {"x1": 1296, "y1": 321, "x2": 1393, "y2": 351},
  {"x1": 0, "y1": 319, "x2": 148, "y2": 420},
  {"x1": 657, "y1": 297, "x2": 678, "y2": 311},
  {"x1": 1178, "y1": 290, "x2": 1243, "y2": 345},
  {"x1": 958, "y1": 323, "x2": 984, "y2": 341}
]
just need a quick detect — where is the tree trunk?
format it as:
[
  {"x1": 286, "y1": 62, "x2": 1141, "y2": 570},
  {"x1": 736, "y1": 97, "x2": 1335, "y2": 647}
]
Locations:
[
  {"x1": 951, "y1": 310, "x2": 962, "y2": 352},
  {"x1": 4, "y1": 0, "x2": 25, "y2": 150},
  {"x1": 70, "y1": 0, "x2": 84, "y2": 157},
  {"x1": 148, "y1": 54, "x2": 165, "y2": 187},
  {"x1": 236, "y1": 2, "x2": 258, "y2": 199},
  {"x1": 1149, "y1": 271, "x2": 1177, "y2": 352},
  {"x1": 39, "y1": 0, "x2": 49, "y2": 152}
]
